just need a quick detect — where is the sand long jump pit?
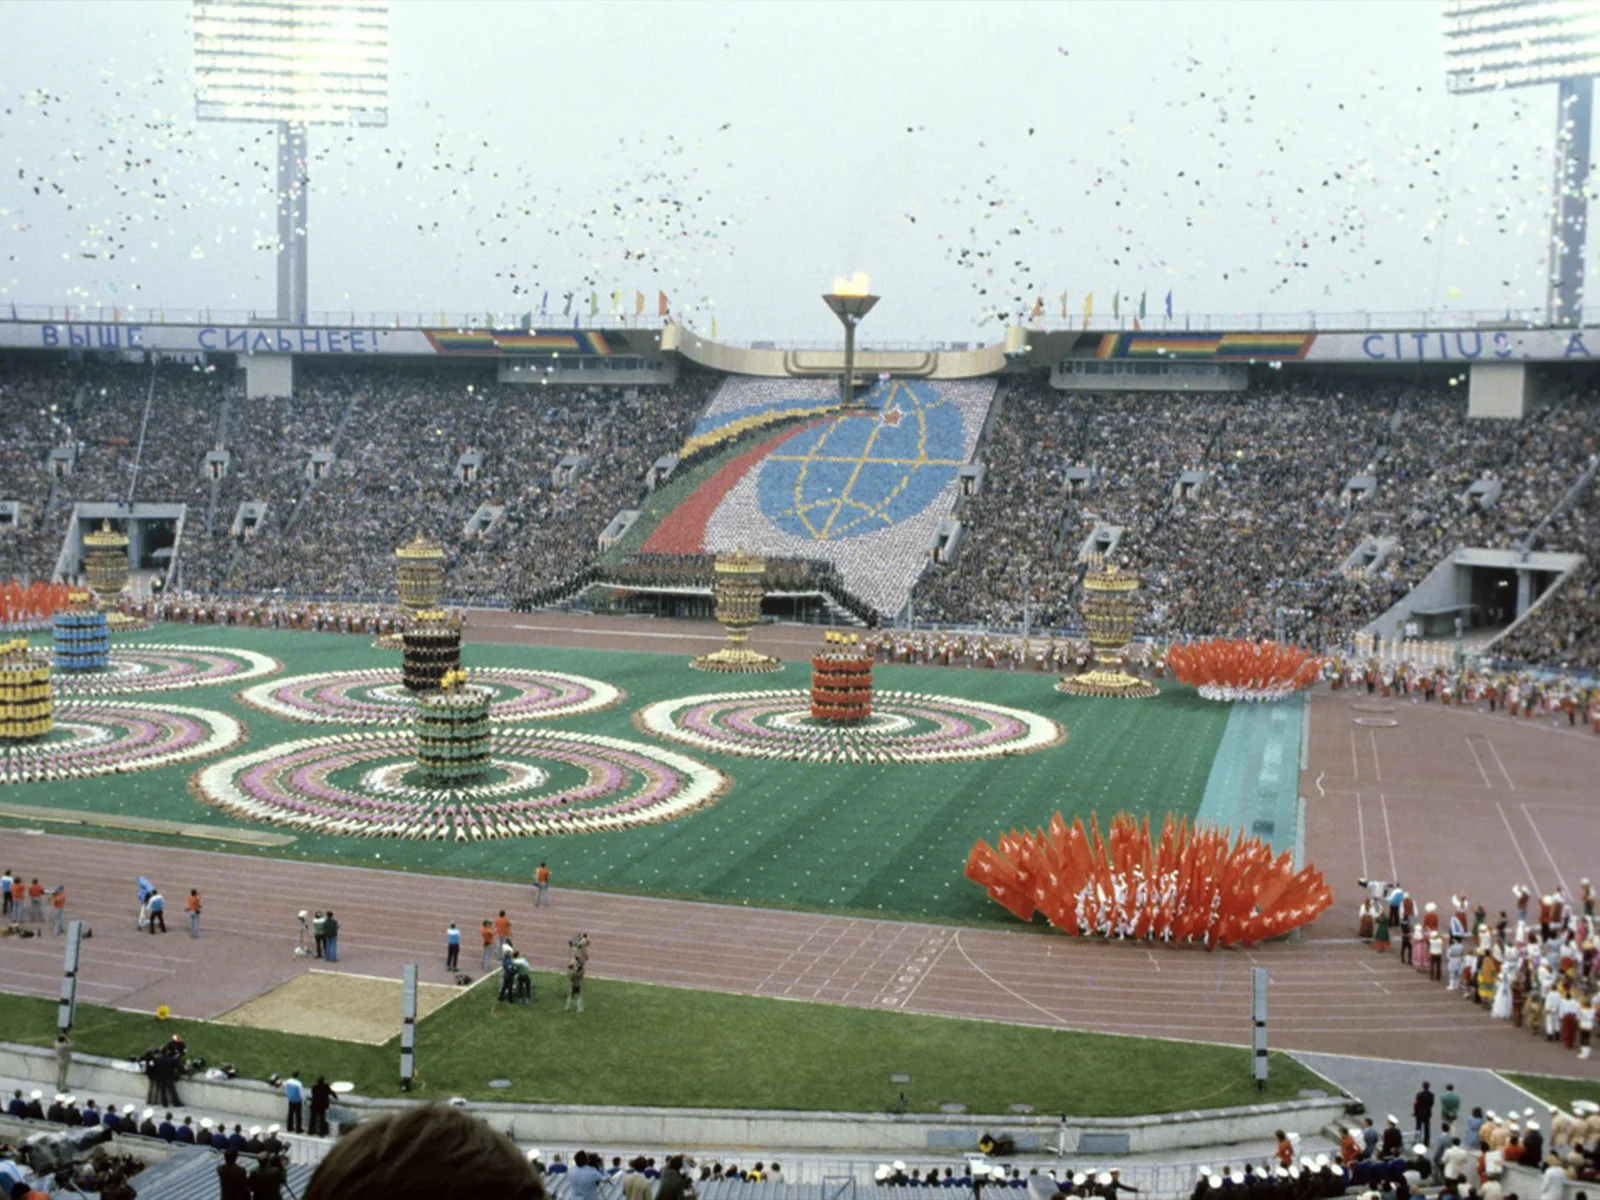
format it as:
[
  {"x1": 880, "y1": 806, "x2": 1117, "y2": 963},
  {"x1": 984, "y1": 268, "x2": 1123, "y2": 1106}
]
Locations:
[{"x1": 216, "y1": 971, "x2": 467, "y2": 1044}]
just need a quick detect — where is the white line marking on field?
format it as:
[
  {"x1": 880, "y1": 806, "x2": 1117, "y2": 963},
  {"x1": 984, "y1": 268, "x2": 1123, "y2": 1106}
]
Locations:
[
  {"x1": 1369, "y1": 730, "x2": 1383, "y2": 782},
  {"x1": 1520, "y1": 804, "x2": 1568, "y2": 894},
  {"x1": 1355, "y1": 792, "x2": 1369, "y2": 880},
  {"x1": 1379, "y1": 793, "x2": 1398, "y2": 881},
  {"x1": 1465, "y1": 737, "x2": 1494, "y2": 789},
  {"x1": 1496, "y1": 802, "x2": 1541, "y2": 891},
  {"x1": 1484, "y1": 738, "x2": 1517, "y2": 791}
]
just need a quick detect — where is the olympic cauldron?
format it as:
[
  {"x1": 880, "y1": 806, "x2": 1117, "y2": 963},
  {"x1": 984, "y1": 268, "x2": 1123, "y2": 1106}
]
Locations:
[{"x1": 690, "y1": 551, "x2": 782, "y2": 674}]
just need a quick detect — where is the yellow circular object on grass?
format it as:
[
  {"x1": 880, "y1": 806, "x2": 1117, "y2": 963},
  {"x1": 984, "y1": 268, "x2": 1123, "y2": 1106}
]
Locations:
[{"x1": 155, "y1": 1005, "x2": 170, "y2": 1020}]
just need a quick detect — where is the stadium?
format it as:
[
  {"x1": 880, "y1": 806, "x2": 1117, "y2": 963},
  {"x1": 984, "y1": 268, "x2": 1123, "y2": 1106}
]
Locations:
[{"x1": 1, "y1": 1, "x2": 1599, "y2": 1197}]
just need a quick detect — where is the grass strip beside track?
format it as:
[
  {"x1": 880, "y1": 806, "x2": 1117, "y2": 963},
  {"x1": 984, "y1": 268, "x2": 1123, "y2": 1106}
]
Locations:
[
  {"x1": 1499, "y1": 1072, "x2": 1600, "y2": 1114},
  {"x1": 1, "y1": 980, "x2": 1324, "y2": 1116}
]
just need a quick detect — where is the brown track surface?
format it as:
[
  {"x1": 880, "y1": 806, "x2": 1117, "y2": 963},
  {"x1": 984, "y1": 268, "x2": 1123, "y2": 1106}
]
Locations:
[{"x1": 0, "y1": 614, "x2": 1593, "y2": 1074}]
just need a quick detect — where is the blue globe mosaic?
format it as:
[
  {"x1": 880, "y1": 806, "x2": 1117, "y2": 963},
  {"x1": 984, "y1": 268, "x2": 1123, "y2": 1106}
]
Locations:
[{"x1": 756, "y1": 380, "x2": 965, "y2": 541}]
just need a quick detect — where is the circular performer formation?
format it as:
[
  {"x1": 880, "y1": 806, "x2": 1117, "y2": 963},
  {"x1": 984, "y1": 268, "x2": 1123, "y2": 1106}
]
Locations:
[
  {"x1": 50, "y1": 644, "x2": 281, "y2": 697},
  {"x1": 238, "y1": 667, "x2": 621, "y2": 726},
  {"x1": 191, "y1": 727, "x2": 728, "y2": 839},
  {"x1": 0, "y1": 699, "x2": 242, "y2": 784},
  {"x1": 637, "y1": 689, "x2": 1064, "y2": 763}
]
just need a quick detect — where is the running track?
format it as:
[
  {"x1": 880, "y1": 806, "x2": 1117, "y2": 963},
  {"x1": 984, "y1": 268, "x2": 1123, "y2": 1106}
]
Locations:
[{"x1": 0, "y1": 614, "x2": 1593, "y2": 1074}]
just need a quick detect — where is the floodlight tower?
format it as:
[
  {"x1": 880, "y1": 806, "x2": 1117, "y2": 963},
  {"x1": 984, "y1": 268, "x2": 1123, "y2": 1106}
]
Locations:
[
  {"x1": 193, "y1": 0, "x2": 390, "y2": 324},
  {"x1": 823, "y1": 273, "x2": 879, "y2": 407},
  {"x1": 1444, "y1": 0, "x2": 1600, "y2": 325}
]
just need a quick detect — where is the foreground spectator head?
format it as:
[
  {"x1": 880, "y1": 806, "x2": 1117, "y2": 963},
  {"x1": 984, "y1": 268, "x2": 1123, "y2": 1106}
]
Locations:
[{"x1": 303, "y1": 1104, "x2": 544, "y2": 1200}]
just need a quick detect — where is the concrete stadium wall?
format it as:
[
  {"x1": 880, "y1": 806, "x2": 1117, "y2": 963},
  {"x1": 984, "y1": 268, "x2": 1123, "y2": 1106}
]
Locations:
[
  {"x1": 0, "y1": 1043, "x2": 1346, "y2": 1155},
  {"x1": 659, "y1": 326, "x2": 1011, "y2": 380}
]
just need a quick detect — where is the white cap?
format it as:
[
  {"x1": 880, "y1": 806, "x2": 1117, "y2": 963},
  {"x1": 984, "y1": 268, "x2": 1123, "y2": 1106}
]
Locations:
[
  {"x1": 267, "y1": 1124, "x2": 280, "y2": 1134},
  {"x1": 1386, "y1": 1114, "x2": 1398, "y2": 1124},
  {"x1": 893, "y1": 1161, "x2": 906, "y2": 1172},
  {"x1": 1208, "y1": 1177, "x2": 1222, "y2": 1189},
  {"x1": 1314, "y1": 1155, "x2": 1330, "y2": 1169},
  {"x1": 1526, "y1": 1121, "x2": 1539, "y2": 1130},
  {"x1": 52, "y1": 1093, "x2": 65, "y2": 1103},
  {"x1": 1073, "y1": 1175, "x2": 1087, "y2": 1187},
  {"x1": 142, "y1": 1108, "x2": 154, "y2": 1120},
  {"x1": 62, "y1": 1095, "x2": 75, "y2": 1105},
  {"x1": 201, "y1": 1118, "x2": 215, "y2": 1129},
  {"x1": 29, "y1": 1090, "x2": 41, "y2": 1100},
  {"x1": 875, "y1": 1166, "x2": 890, "y2": 1182},
  {"x1": 1414, "y1": 1145, "x2": 1428, "y2": 1156},
  {"x1": 250, "y1": 1125, "x2": 262, "y2": 1136},
  {"x1": 1198, "y1": 1167, "x2": 1211, "y2": 1178},
  {"x1": 1097, "y1": 1174, "x2": 1113, "y2": 1186}
]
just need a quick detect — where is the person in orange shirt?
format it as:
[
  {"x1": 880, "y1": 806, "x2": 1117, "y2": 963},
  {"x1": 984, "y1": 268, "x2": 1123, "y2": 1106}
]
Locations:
[
  {"x1": 534, "y1": 863, "x2": 551, "y2": 908},
  {"x1": 186, "y1": 889, "x2": 202, "y2": 939},
  {"x1": 50, "y1": 885, "x2": 67, "y2": 936},
  {"x1": 1339, "y1": 1127, "x2": 1362, "y2": 1166},
  {"x1": 479, "y1": 920, "x2": 495, "y2": 973},
  {"x1": 9, "y1": 877, "x2": 23, "y2": 923},
  {"x1": 27, "y1": 878, "x2": 44, "y2": 924},
  {"x1": 492, "y1": 911, "x2": 511, "y2": 956}
]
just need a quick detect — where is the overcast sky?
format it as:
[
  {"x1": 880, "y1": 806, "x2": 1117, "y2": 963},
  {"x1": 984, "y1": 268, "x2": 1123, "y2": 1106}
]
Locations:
[{"x1": 0, "y1": 0, "x2": 1567, "y2": 343}]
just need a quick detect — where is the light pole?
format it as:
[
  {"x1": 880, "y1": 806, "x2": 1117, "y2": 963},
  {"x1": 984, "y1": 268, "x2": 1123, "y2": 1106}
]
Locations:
[
  {"x1": 193, "y1": 1, "x2": 390, "y2": 323},
  {"x1": 823, "y1": 273, "x2": 879, "y2": 407}
]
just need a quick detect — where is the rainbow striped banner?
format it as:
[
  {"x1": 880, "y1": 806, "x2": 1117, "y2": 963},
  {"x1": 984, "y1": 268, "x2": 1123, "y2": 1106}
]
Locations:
[
  {"x1": 422, "y1": 328, "x2": 623, "y2": 356},
  {"x1": 1095, "y1": 332, "x2": 1316, "y2": 361}
]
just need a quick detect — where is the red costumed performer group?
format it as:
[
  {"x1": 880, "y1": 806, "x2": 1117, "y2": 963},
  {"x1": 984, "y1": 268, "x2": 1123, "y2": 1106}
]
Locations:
[
  {"x1": 1167, "y1": 639, "x2": 1325, "y2": 703},
  {"x1": 966, "y1": 812, "x2": 1333, "y2": 948}
]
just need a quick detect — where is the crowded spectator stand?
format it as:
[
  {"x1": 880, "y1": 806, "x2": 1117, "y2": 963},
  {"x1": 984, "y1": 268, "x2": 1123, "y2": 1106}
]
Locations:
[
  {"x1": 689, "y1": 551, "x2": 782, "y2": 674},
  {"x1": 810, "y1": 631, "x2": 874, "y2": 722},
  {"x1": 1056, "y1": 558, "x2": 1159, "y2": 699}
]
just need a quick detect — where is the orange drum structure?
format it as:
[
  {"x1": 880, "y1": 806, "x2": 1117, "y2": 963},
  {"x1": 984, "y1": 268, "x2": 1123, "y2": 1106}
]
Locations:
[{"x1": 810, "y1": 631, "x2": 873, "y2": 723}]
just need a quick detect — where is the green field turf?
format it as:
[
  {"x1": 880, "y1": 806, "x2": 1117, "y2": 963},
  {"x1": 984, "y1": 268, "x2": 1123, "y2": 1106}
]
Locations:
[
  {"x1": 1500, "y1": 1073, "x2": 1600, "y2": 1114},
  {"x1": 6, "y1": 624, "x2": 1231, "y2": 925},
  {"x1": 0, "y1": 979, "x2": 1325, "y2": 1115}
]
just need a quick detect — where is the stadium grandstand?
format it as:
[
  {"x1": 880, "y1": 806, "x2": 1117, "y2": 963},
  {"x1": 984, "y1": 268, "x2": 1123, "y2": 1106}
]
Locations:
[{"x1": 1, "y1": 319, "x2": 1596, "y2": 669}]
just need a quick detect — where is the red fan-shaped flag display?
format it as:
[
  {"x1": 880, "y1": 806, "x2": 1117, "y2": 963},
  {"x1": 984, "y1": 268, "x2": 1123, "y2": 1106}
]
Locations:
[
  {"x1": 966, "y1": 812, "x2": 1333, "y2": 947},
  {"x1": 1167, "y1": 639, "x2": 1325, "y2": 702},
  {"x1": 0, "y1": 581, "x2": 72, "y2": 627}
]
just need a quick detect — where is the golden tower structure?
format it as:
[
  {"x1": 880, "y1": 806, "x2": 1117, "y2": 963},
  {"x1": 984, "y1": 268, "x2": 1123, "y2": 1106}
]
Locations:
[
  {"x1": 378, "y1": 533, "x2": 449, "y2": 649},
  {"x1": 690, "y1": 551, "x2": 782, "y2": 674},
  {"x1": 1056, "y1": 556, "x2": 1159, "y2": 698},
  {"x1": 81, "y1": 520, "x2": 146, "y2": 631}
]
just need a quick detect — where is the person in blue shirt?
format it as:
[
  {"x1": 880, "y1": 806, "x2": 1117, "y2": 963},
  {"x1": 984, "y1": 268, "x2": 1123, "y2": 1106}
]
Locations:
[
  {"x1": 446, "y1": 922, "x2": 461, "y2": 972},
  {"x1": 146, "y1": 887, "x2": 166, "y2": 934},
  {"x1": 5, "y1": 1090, "x2": 26, "y2": 1119},
  {"x1": 101, "y1": 1103, "x2": 120, "y2": 1131},
  {"x1": 175, "y1": 1116, "x2": 196, "y2": 1144},
  {"x1": 158, "y1": 1112, "x2": 177, "y2": 1142},
  {"x1": 283, "y1": 1071, "x2": 305, "y2": 1133},
  {"x1": 566, "y1": 1151, "x2": 608, "y2": 1200}
]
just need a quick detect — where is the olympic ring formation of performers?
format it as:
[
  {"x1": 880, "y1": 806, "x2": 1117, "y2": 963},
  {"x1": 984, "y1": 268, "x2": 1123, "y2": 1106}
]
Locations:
[
  {"x1": 810, "y1": 631, "x2": 874, "y2": 723},
  {"x1": 0, "y1": 637, "x2": 52, "y2": 742},
  {"x1": 967, "y1": 812, "x2": 1333, "y2": 947}
]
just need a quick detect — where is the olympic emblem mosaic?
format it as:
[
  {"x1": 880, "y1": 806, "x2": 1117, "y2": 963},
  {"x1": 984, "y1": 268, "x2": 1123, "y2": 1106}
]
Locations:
[
  {"x1": 636, "y1": 689, "x2": 1064, "y2": 763},
  {"x1": 0, "y1": 700, "x2": 243, "y2": 784},
  {"x1": 49, "y1": 644, "x2": 280, "y2": 697},
  {"x1": 238, "y1": 668, "x2": 620, "y2": 726},
  {"x1": 190, "y1": 728, "x2": 728, "y2": 839}
]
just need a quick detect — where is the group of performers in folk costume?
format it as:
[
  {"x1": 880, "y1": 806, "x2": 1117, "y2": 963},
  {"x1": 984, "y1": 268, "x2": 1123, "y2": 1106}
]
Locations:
[
  {"x1": 1326, "y1": 653, "x2": 1600, "y2": 732},
  {"x1": 1361, "y1": 877, "x2": 1599, "y2": 1059},
  {"x1": 967, "y1": 813, "x2": 1333, "y2": 948},
  {"x1": 1165, "y1": 639, "x2": 1324, "y2": 703}
]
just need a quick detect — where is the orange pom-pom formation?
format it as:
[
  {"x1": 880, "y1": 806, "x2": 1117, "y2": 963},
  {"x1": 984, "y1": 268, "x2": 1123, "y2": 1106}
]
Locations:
[
  {"x1": 1166, "y1": 639, "x2": 1325, "y2": 702},
  {"x1": 810, "y1": 631, "x2": 873, "y2": 723},
  {"x1": 966, "y1": 812, "x2": 1333, "y2": 947}
]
